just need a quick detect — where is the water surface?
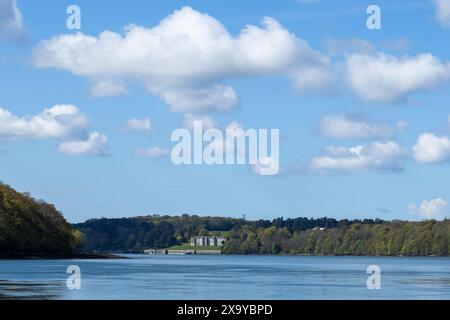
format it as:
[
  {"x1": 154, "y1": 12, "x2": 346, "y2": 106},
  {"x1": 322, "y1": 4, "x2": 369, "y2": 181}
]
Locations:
[{"x1": 0, "y1": 255, "x2": 449, "y2": 300}]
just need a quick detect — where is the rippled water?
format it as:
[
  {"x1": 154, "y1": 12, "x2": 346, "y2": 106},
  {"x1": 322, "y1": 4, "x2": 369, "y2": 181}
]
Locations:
[{"x1": 0, "y1": 255, "x2": 449, "y2": 300}]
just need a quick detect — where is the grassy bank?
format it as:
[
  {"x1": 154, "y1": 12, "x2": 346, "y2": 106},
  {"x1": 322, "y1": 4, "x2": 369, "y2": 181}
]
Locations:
[{"x1": 168, "y1": 245, "x2": 222, "y2": 251}]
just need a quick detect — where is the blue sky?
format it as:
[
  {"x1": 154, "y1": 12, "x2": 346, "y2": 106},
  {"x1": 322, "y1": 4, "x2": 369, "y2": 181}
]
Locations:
[{"x1": 1, "y1": 0, "x2": 450, "y2": 222}]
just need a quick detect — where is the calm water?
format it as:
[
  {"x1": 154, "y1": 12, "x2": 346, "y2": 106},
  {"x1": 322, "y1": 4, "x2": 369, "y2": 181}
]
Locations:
[{"x1": 0, "y1": 255, "x2": 449, "y2": 300}]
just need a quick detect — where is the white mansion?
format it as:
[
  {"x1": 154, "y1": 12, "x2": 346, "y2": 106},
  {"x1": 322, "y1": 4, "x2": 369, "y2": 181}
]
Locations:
[{"x1": 191, "y1": 236, "x2": 226, "y2": 247}]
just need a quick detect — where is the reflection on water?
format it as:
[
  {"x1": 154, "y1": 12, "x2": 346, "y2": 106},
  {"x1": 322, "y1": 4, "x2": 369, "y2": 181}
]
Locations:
[
  {"x1": 0, "y1": 255, "x2": 449, "y2": 300},
  {"x1": 0, "y1": 280, "x2": 61, "y2": 300},
  {"x1": 400, "y1": 277, "x2": 450, "y2": 285}
]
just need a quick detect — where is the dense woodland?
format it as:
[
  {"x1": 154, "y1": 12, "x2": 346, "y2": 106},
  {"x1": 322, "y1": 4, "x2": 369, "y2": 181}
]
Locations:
[
  {"x1": 0, "y1": 183, "x2": 84, "y2": 258},
  {"x1": 222, "y1": 220, "x2": 450, "y2": 256},
  {"x1": 75, "y1": 215, "x2": 247, "y2": 251},
  {"x1": 1, "y1": 181, "x2": 449, "y2": 257},
  {"x1": 74, "y1": 214, "x2": 450, "y2": 256}
]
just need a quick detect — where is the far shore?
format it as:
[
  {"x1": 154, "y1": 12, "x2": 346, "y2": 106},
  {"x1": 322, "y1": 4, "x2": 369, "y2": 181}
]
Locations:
[
  {"x1": 139, "y1": 251, "x2": 450, "y2": 258},
  {"x1": 2, "y1": 252, "x2": 450, "y2": 260},
  {"x1": 0, "y1": 252, "x2": 126, "y2": 260}
]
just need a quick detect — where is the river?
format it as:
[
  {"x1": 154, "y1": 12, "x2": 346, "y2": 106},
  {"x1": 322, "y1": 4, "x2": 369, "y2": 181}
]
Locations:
[{"x1": 0, "y1": 255, "x2": 449, "y2": 300}]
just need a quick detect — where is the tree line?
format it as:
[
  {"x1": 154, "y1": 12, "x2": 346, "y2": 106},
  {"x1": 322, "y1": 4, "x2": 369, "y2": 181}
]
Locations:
[
  {"x1": 74, "y1": 215, "x2": 388, "y2": 252},
  {"x1": 74, "y1": 215, "x2": 450, "y2": 256},
  {"x1": 222, "y1": 220, "x2": 450, "y2": 256}
]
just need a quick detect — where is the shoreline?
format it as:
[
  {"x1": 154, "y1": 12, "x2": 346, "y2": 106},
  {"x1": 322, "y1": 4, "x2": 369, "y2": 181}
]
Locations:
[
  {"x1": 0, "y1": 252, "x2": 126, "y2": 260},
  {"x1": 222, "y1": 253, "x2": 450, "y2": 258},
  {"x1": 139, "y1": 251, "x2": 450, "y2": 258},
  {"x1": 1, "y1": 252, "x2": 449, "y2": 260}
]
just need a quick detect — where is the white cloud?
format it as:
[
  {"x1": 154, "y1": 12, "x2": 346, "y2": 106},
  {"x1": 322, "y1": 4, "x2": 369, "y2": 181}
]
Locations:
[
  {"x1": 326, "y1": 38, "x2": 375, "y2": 55},
  {"x1": 91, "y1": 79, "x2": 128, "y2": 97},
  {"x1": 0, "y1": 0, "x2": 25, "y2": 43},
  {"x1": 202, "y1": 121, "x2": 245, "y2": 159},
  {"x1": 158, "y1": 85, "x2": 239, "y2": 113},
  {"x1": 251, "y1": 156, "x2": 280, "y2": 176},
  {"x1": 346, "y1": 53, "x2": 450, "y2": 102},
  {"x1": 183, "y1": 114, "x2": 217, "y2": 131},
  {"x1": 409, "y1": 198, "x2": 448, "y2": 220},
  {"x1": 289, "y1": 64, "x2": 335, "y2": 94},
  {"x1": 33, "y1": 6, "x2": 333, "y2": 112},
  {"x1": 196, "y1": 120, "x2": 280, "y2": 175},
  {"x1": 434, "y1": 0, "x2": 450, "y2": 27},
  {"x1": 412, "y1": 133, "x2": 450, "y2": 163},
  {"x1": 0, "y1": 104, "x2": 88, "y2": 140},
  {"x1": 380, "y1": 38, "x2": 411, "y2": 52},
  {"x1": 133, "y1": 146, "x2": 170, "y2": 159},
  {"x1": 310, "y1": 140, "x2": 406, "y2": 173},
  {"x1": 121, "y1": 117, "x2": 152, "y2": 132},
  {"x1": 397, "y1": 121, "x2": 409, "y2": 131},
  {"x1": 226, "y1": 121, "x2": 244, "y2": 133},
  {"x1": 320, "y1": 114, "x2": 404, "y2": 140},
  {"x1": 58, "y1": 132, "x2": 108, "y2": 156},
  {"x1": 326, "y1": 38, "x2": 411, "y2": 56}
]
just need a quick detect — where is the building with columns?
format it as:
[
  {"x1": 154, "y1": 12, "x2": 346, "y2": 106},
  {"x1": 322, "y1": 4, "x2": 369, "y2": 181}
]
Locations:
[{"x1": 191, "y1": 236, "x2": 226, "y2": 247}]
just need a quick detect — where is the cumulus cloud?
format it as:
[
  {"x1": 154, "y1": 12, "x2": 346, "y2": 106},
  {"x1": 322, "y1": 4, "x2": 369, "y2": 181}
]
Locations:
[
  {"x1": 409, "y1": 198, "x2": 448, "y2": 220},
  {"x1": 0, "y1": 104, "x2": 88, "y2": 140},
  {"x1": 183, "y1": 114, "x2": 217, "y2": 131},
  {"x1": 289, "y1": 64, "x2": 335, "y2": 94},
  {"x1": 133, "y1": 146, "x2": 170, "y2": 159},
  {"x1": 412, "y1": 133, "x2": 450, "y2": 163},
  {"x1": 346, "y1": 53, "x2": 450, "y2": 102},
  {"x1": 91, "y1": 79, "x2": 128, "y2": 97},
  {"x1": 156, "y1": 85, "x2": 239, "y2": 113},
  {"x1": 58, "y1": 132, "x2": 108, "y2": 156},
  {"x1": 327, "y1": 37, "x2": 411, "y2": 56},
  {"x1": 0, "y1": 0, "x2": 25, "y2": 43},
  {"x1": 320, "y1": 114, "x2": 405, "y2": 140},
  {"x1": 380, "y1": 38, "x2": 412, "y2": 52},
  {"x1": 121, "y1": 117, "x2": 152, "y2": 133},
  {"x1": 310, "y1": 140, "x2": 406, "y2": 174},
  {"x1": 33, "y1": 6, "x2": 333, "y2": 113},
  {"x1": 201, "y1": 121, "x2": 245, "y2": 160},
  {"x1": 434, "y1": 0, "x2": 450, "y2": 27},
  {"x1": 326, "y1": 38, "x2": 375, "y2": 55},
  {"x1": 251, "y1": 156, "x2": 280, "y2": 176}
]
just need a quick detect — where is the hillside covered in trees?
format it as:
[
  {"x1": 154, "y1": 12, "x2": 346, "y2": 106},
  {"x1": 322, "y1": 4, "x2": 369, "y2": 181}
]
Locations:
[
  {"x1": 74, "y1": 215, "x2": 248, "y2": 251},
  {"x1": 74, "y1": 215, "x2": 450, "y2": 256},
  {"x1": 0, "y1": 183, "x2": 85, "y2": 258},
  {"x1": 222, "y1": 220, "x2": 450, "y2": 256},
  {"x1": 2, "y1": 179, "x2": 448, "y2": 257}
]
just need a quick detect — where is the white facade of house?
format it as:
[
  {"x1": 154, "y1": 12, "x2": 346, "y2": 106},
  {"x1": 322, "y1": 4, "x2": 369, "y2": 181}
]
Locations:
[{"x1": 191, "y1": 236, "x2": 226, "y2": 247}]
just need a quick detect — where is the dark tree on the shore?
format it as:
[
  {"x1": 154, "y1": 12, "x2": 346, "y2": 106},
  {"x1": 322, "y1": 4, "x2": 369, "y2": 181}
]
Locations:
[{"x1": 0, "y1": 183, "x2": 82, "y2": 258}]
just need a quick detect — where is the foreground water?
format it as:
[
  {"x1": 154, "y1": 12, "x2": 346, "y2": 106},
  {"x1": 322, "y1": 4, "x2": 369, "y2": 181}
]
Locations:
[{"x1": 0, "y1": 255, "x2": 449, "y2": 300}]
